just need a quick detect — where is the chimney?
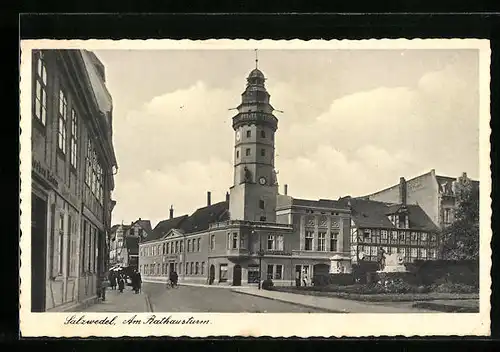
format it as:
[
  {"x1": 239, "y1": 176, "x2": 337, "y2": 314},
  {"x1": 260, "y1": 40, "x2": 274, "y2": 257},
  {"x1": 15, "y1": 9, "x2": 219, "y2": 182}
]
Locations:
[
  {"x1": 225, "y1": 192, "x2": 230, "y2": 202},
  {"x1": 399, "y1": 177, "x2": 407, "y2": 205},
  {"x1": 284, "y1": 184, "x2": 288, "y2": 195},
  {"x1": 207, "y1": 191, "x2": 211, "y2": 206},
  {"x1": 169, "y1": 205, "x2": 174, "y2": 219}
]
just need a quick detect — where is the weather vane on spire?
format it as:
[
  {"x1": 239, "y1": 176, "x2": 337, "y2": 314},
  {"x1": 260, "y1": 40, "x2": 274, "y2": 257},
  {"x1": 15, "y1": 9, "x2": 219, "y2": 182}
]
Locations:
[{"x1": 255, "y1": 49, "x2": 259, "y2": 69}]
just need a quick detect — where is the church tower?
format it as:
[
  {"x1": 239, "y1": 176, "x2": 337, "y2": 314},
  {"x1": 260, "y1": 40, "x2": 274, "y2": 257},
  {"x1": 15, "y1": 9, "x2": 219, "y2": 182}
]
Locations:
[{"x1": 229, "y1": 57, "x2": 279, "y2": 222}]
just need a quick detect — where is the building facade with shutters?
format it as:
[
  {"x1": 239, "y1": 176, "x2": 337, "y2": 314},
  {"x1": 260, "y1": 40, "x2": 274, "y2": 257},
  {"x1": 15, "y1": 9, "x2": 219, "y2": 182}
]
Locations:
[{"x1": 30, "y1": 49, "x2": 117, "y2": 312}]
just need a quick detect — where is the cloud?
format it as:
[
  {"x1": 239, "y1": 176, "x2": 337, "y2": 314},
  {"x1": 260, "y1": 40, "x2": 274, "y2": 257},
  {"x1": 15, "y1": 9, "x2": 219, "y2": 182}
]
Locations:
[{"x1": 110, "y1": 61, "x2": 479, "y2": 226}]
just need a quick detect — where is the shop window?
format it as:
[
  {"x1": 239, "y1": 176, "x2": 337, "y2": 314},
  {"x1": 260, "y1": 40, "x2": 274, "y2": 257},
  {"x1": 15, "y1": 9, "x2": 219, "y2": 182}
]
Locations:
[
  {"x1": 274, "y1": 265, "x2": 283, "y2": 280},
  {"x1": 219, "y1": 264, "x2": 228, "y2": 282},
  {"x1": 247, "y1": 265, "x2": 259, "y2": 283},
  {"x1": 267, "y1": 264, "x2": 274, "y2": 279}
]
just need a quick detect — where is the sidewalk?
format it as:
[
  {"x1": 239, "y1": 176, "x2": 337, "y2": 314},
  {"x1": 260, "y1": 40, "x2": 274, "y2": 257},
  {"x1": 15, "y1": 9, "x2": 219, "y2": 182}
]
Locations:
[
  {"x1": 81, "y1": 287, "x2": 151, "y2": 312},
  {"x1": 143, "y1": 278, "x2": 234, "y2": 289},
  {"x1": 231, "y1": 287, "x2": 437, "y2": 313}
]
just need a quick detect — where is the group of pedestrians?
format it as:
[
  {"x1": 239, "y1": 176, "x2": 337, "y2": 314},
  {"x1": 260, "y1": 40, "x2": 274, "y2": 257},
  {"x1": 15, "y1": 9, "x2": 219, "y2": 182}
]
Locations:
[{"x1": 108, "y1": 269, "x2": 142, "y2": 294}]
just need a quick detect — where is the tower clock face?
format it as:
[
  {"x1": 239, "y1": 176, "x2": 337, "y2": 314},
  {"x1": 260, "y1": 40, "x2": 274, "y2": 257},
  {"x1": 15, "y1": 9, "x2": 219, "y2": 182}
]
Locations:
[
  {"x1": 259, "y1": 177, "x2": 267, "y2": 185},
  {"x1": 236, "y1": 131, "x2": 241, "y2": 141}
]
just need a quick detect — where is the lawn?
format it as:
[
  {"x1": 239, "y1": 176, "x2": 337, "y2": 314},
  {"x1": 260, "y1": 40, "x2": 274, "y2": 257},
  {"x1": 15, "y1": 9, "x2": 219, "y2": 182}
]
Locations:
[{"x1": 271, "y1": 286, "x2": 479, "y2": 302}]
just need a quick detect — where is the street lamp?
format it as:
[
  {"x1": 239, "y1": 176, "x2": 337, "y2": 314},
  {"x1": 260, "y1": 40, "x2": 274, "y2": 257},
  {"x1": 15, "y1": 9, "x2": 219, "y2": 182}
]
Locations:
[{"x1": 253, "y1": 229, "x2": 265, "y2": 290}]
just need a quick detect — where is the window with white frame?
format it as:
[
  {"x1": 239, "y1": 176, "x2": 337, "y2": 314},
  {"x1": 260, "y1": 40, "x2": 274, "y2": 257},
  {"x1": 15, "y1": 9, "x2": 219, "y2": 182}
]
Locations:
[
  {"x1": 317, "y1": 231, "x2": 326, "y2": 251},
  {"x1": 305, "y1": 230, "x2": 313, "y2": 251},
  {"x1": 232, "y1": 233, "x2": 238, "y2": 249},
  {"x1": 276, "y1": 234, "x2": 284, "y2": 251},
  {"x1": 240, "y1": 233, "x2": 246, "y2": 249},
  {"x1": 33, "y1": 51, "x2": 48, "y2": 126},
  {"x1": 70, "y1": 109, "x2": 78, "y2": 168},
  {"x1": 420, "y1": 248, "x2": 427, "y2": 259},
  {"x1": 330, "y1": 231, "x2": 338, "y2": 252},
  {"x1": 274, "y1": 264, "x2": 283, "y2": 280},
  {"x1": 58, "y1": 213, "x2": 65, "y2": 275},
  {"x1": 267, "y1": 235, "x2": 275, "y2": 250},
  {"x1": 381, "y1": 230, "x2": 388, "y2": 241},
  {"x1": 58, "y1": 90, "x2": 68, "y2": 153},
  {"x1": 411, "y1": 248, "x2": 418, "y2": 258}
]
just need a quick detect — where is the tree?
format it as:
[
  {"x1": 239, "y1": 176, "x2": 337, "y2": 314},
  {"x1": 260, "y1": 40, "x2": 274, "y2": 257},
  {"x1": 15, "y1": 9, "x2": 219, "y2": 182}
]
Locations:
[{"x1": 440, "y1": 174, "x2": 479, "y2": 260}]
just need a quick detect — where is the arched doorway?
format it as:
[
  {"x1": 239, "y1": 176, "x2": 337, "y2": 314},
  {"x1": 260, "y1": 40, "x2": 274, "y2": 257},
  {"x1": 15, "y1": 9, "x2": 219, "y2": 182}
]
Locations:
[
  {"x1": 232, "y1": 264, "x2": 242, "y2": 286},
  {"x1": 209, "y1": 264, "x2": 215, "y2": 285}
]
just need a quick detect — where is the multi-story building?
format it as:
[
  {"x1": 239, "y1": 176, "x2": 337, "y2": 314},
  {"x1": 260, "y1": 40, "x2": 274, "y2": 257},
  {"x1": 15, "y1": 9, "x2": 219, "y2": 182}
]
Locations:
[
  {"x1": 362, "y1": 170, "x2": 479, "y2": 229},
  {"x1": 138, "y1": 65, "x2": 352, "y2": 286},
  {"x1": 340, "y1": 196, "x2": 440, "y2": 265},
  {"x1": 31, "y1": 49, "x2": 117, "y2": 312},
  {"x1": 109, "y1": 224, "x2": 130, "y2": 267}
]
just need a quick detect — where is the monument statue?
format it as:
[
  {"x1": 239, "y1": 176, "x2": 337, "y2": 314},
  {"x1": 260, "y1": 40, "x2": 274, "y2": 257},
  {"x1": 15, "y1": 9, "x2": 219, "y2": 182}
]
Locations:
[
  {"x1": 376, "y1": 246, "x2": 386, "y2": 271},
  {"x1": 378, "y1": 252, "x2": 407, "y2": 273}
]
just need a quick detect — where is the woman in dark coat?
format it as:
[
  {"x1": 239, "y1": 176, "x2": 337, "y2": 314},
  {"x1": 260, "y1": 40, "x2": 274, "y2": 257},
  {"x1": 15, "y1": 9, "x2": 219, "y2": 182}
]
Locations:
[
  {"x1": 134, "y1": 270, "x2": 142, "y2": 294},
  {"x1": 110, "y1": 272, "x2": 117, "y2": 290}
]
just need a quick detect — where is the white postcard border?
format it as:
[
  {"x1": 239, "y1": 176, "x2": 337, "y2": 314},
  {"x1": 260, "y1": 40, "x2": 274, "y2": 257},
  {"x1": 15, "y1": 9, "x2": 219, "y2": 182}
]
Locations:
[{"x1": 19, "y1": 39, "x2": 491, "y2": 337}]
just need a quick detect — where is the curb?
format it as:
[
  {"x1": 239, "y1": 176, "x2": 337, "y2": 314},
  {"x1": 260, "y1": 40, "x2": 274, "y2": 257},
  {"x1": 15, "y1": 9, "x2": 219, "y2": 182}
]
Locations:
[
  {"x1": 231, "y1": 289, "x2": 347, "y2": 313},
  {"x1": 412, "y1": 302, "x2": 479, "y2": 313}
]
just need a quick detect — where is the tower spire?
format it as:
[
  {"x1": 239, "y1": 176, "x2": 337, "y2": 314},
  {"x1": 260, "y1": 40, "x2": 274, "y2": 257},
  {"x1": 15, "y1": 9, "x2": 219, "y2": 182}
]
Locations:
[{"x1": 255, "y1": 49, "x2": 258, "y2": 69}]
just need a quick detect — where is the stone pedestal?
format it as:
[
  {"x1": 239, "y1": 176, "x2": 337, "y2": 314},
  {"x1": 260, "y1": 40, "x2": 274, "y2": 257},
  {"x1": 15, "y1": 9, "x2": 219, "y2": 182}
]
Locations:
[
  {"x1": 378, "y1": 253, "x2": 407, "y2": 273},
  {"x1": 330, "y1": 255, "x2": 352, "y2": 274}
]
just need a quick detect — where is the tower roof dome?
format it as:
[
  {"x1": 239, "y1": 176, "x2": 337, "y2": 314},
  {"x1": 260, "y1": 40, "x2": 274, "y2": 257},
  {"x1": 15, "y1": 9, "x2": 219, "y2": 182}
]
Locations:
[{"x1": 248, "y1": 68, "x2": 265, "y2": 79}]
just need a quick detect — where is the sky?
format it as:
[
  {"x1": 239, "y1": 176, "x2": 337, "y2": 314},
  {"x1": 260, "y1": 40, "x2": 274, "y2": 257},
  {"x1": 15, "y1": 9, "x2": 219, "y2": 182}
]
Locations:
[{"x1": 94, "y1": 48, "x2": 480, "y2": 228}]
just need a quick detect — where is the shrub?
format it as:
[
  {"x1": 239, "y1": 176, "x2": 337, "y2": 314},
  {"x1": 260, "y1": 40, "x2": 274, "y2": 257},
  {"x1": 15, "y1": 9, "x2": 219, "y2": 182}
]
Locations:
[
  {"x1": 430, "y1": 282, "x2": 477, "y2": 294},
  {"x1": 262, "y1": 279, "x2": 274, "y2": 290}
]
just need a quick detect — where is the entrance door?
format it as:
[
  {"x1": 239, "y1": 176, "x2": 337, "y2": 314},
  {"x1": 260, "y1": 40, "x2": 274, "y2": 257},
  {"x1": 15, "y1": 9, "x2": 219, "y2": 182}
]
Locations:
[
  {"x1": 31, "y1": 193, "x2": 47, "y2": 312},
  {"x1": 169, "y1": 263, "x2": 175, "y2": 275},
  {"x1": 232, "y1": 264, "x2": 242, "y2": 286},
  {"x1": 209, "y1": 264, "x2": 215, "y2": 285}
]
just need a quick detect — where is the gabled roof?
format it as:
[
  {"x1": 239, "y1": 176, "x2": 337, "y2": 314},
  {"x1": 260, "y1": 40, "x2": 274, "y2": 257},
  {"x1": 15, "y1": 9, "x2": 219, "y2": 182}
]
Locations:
[
  {"x1": 291, "y1": 198, "x2": 349, "y2": 210},
  {"x1": 338, "y1": 197, "x2": 438, "y2": 232},
  {"x1": 385, "y1": 204, "x2": 405, "y2": 215},
  {"x1": 135, "y1": 219, "x2": 153, "y2": 234},
  {"x1": 144, "y1": 215, "x2": 189, "y2": 243},
  {"x1": 125, "y1": 236, "x2": 139, "y2": 255},
  {"x1": 179, "y1": 201, "x2": 229, "y2": 234}
]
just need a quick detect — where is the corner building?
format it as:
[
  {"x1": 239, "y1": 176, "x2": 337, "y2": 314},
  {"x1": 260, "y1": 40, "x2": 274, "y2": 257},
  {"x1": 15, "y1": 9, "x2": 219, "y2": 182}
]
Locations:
[
  {"x1": 30, "y1": 50, "x2": 117, "y2": 311},
  {"x1": 139, "y1": 67, "x2": 352, "y2": 286}
]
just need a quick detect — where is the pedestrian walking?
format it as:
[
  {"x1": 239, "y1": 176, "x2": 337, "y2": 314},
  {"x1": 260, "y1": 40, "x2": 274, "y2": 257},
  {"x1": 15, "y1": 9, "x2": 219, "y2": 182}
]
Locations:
[
  {"x1": 109, "y1": 272, "x2": 117, "y2": 290},
  {"x1": 134, "y1": 270, "x2": 142, "y2": 294},
  {"x1": 118, "y1": 274, "x2": 125, "y2": 293}
]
